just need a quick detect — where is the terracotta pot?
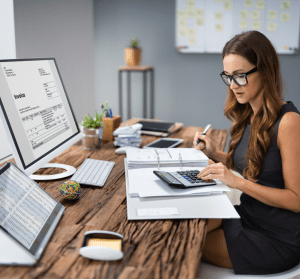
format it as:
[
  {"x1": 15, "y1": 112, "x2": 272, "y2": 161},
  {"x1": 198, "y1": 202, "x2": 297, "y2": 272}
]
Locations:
[
  {"x1": 81, "y1": 126, "x2": 104, "y2": 149},
  {"x1": 125, "y1": 47, "x2": 141, "y2": 66}
]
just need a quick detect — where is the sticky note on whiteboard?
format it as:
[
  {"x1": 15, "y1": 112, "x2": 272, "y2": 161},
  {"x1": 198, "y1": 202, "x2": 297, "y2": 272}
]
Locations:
[
  {"x1": 189, "y1": 37, "x2": 197, "y2": 45},
  {"x1": 178, "y1": 10, "x2": 186, "y2": 18},
  {"x1": 215, "y1": 23, "x2": 224, "y2": 32},
  {"x1": 281, "y1": 1, "x2": 291, "y2": 10},
  {"x1": 196, "y1": 17, "x2": 204, "y2": 26},
  {"x1": 224, "y1": 0, "x2": 232, "y2": 11},
  {"x1": 239, "y1": 20, "x2": 248, "y2": 29},
  {"x1": 267, "y1": 22, "x2": 277, "y2": 32},
  {"x1": 268, "y1": 10, "x2": 277, "y2": 20},
  {"x1": 187, "y1": 0, "x2": 194, "y2": 10},
  {"x1": 244, "y1": 0, "x2": 253, "y2": 7},
  {"x1": 252, "y1": 10, "x2": 261, "y2": 19},
  {"x1": 281, "y1": 13, "x2": 291, "y2": 22},
  {"x1": 215, "y1": 12, "x2": 223, "y2": 21},
  {"x1": 240, "y1": 10, "x2": 248, "y2": 19},
  {"x1": 252, "y1": 20, "x2": 261, "y2": 30},
  {"x1": 256, "y1": 0, "x2": 265, "y2": 9}
]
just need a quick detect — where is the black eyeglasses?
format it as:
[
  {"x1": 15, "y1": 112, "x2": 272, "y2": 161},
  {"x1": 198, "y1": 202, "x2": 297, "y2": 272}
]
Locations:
[{"x1": 220, "y1": 67, "x2": 258, "y2": 86}]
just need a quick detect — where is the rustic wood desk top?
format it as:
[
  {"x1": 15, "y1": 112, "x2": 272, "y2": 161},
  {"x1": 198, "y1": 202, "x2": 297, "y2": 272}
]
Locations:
[{"x1": 0, "y1": 124, "x2": 227, "y2": 279}]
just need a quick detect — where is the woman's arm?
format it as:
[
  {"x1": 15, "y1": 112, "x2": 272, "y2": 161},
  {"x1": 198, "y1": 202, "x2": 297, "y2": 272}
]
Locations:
[
  {"x1": 211, "y1": 150, "x2": 227, "y2": 165},
  {"x1": 199, "y1": 112, "x2": 300, "y2": 213}
]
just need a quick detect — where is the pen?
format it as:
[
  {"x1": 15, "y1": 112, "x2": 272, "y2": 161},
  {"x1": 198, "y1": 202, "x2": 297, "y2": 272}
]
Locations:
[
  {"x1": 109, "y1": 108, "x2": 113, "y2": 118},
  {"x1": 195, "y1": 124, "x2": 211, "y2": 147}
]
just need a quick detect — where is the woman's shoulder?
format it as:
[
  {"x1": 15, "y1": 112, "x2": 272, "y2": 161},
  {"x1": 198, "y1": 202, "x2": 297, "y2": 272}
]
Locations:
[{"x1": 277, "y1": 103, "x2": 300, "y2": 149}]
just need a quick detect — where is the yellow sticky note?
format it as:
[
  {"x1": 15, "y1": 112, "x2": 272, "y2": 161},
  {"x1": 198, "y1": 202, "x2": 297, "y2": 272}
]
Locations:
[
  {"x1": 239, "y1": 20, "x2": 248, "y2": 29},
  {"x1": 240, "y1": 10, "x2": 248, "y2": 19},
  {"x1": 244, "y1": 0, "x2": 253, "y2": 7},
  {"x1": 267, "y1": 22, "x2": 277, "y2": 32},
  {"x1": 188, "y1": 37, "x2": 197, "y2": 45},
  {"x1": 268, "y1": 10, "x2": 277, "y2": 20},
  {"x1": 187, "y1": 0, "x2": 194, "y2": 11},
  {"x1": 281, "y1": 1, "x2": 291, "y2": 10},
  {"x1": 252, "y1": 20, "x2": 261, "y2": 30},
  {"x1": 196, "y1": 17, "x2": 204, "y2": 26},
  {"x1": 215, "y1": 12, "x2": 223, "y2": 21},
  {"x1": 178, "y1": 10, "x2": 186, "y2": 18},
  {"x1": 215, "y1": 23, "x2": 224, "y2": 32},
  {"x1": 179, "y1": 28, "x2": 187, "y2": 37},
  {"x1": 224, "y1": 0, "x2": 232, "y2": 10},
  {"x1": 187, "y1": 10, "x2": 196, "y2": 18},
  {"x1": 178, "y1": 18, "x2": 187, "y2": 28},
  {"x1": 252, "y1": 10, "x2": 261, "y2": 19},
  {"x1": 281, "y1": 13, "x2": 290, "y2": 22},
  {"x1": 256, "y1": 0, "x2": 265, "y2": 9},
  {"x1": 188, "y1": 28, "x2": 196, "y2": 37},
  {"x1": 195, "y1": 9, "x2": 204, "y2": 17}
]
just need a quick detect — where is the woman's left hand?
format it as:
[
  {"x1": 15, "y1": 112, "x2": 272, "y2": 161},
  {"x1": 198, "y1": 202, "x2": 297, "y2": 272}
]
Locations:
[{"x1": 198, "y1": 159, "x2": 239, "y2": 189}]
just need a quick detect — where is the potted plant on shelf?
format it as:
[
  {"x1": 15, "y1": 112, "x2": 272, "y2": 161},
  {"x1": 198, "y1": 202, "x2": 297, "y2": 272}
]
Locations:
[
  {"x1": 125, "y1": 37, "x2": 141, "y2": 66},
  {"x1": 81, "y1": 110, "x2": 105, "y2": 149}
]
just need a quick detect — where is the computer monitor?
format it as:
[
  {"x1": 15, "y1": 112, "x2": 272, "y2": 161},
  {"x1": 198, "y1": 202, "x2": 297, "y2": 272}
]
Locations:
[{"x1": 0, "y1": 58, "x2": 82, "y2": 180}]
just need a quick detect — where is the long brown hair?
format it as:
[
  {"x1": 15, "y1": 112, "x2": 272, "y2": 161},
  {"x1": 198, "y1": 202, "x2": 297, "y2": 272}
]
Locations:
[{"x1": 223, "y1": 30, "x2": 284, "y2": 182}]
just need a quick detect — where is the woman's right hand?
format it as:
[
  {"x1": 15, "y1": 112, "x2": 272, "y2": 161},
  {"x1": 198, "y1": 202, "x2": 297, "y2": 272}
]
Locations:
[{"x1": 193, "y1": 133, "x2": 216, "y2": 159}]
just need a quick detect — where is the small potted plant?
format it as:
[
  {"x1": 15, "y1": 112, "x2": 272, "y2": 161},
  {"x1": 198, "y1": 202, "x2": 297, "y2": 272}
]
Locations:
[
  {"x1": 81, "y1": 110, "x2": 105, "y2": 149},
  {"x1": 125, "y1": 37, "x2": 141, "y2": 66}
]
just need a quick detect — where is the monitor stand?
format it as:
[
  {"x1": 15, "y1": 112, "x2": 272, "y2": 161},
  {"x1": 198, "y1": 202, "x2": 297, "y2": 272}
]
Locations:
[{"x1": 29, "y1": 163, "x2": 76, "y2": 181}]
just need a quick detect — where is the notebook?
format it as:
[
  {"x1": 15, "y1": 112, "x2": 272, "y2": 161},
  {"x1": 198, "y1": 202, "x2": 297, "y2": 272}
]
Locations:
[
  {"x1": 125, "y1": 159, "x2": 230, "y2": 198},
  {"x1": 124, "y1": 148, "x2": 229, "y2": 198},
  {"x1": 138, "y1": 120, "x2": 175, "y2": 133},
  {"x1": 126, "y1": 148, "x2": 209, "y2": 170}
]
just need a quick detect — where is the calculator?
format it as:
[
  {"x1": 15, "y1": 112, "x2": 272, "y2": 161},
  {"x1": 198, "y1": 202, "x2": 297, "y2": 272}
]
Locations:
[{"x1": 153, "y1": 170, "x2": 217, "y2": 189}]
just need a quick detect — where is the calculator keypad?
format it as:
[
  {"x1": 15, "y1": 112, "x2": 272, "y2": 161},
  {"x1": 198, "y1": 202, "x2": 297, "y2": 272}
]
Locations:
[{"x1": 169, "y1": 170, "x2": 215, "y2": 187}]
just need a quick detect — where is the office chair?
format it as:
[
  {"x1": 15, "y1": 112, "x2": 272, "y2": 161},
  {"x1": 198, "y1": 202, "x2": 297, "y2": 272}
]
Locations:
[{"x1": 197, "y1": 261, "x2": 300, "y2": 279}]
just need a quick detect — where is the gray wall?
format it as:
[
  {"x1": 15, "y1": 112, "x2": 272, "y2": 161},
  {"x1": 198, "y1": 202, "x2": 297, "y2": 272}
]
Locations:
[
  {"x1": 14, "y1": 0, "x2": 95, "y2": 123},
  {"x1": 94, "y1": 0, "x2": 300, "y2": 151}
]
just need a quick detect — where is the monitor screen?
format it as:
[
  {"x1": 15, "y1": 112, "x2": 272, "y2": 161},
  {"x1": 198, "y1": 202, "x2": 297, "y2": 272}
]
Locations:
[{"x1": 0, "y1": 58, "x2": 81, "y2": 175}]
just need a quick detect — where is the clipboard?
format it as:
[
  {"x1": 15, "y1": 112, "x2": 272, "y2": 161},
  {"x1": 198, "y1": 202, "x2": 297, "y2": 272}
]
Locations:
[{"x1": 0, "y1": 162, "x2": 64, "y2": 265}]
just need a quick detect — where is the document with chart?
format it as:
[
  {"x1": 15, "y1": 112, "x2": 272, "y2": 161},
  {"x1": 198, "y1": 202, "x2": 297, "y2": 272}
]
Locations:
[
  {"x1": 0, "y1": 162, "x2": 64, "y2": 259},
  {"x1": 0, "y1": 60, "x2": 79, "y2": 166}
]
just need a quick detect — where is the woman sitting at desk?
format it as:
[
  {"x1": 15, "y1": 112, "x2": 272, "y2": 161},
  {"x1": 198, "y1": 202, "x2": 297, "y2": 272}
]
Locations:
[{"x1": 193, "y1": 30, "x2": 300, "y2": 275}]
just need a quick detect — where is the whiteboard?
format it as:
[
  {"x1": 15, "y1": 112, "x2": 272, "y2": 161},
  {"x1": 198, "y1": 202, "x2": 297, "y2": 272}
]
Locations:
[{"x1": 176, "y1": 0, "x2": 300, "y2": 54}]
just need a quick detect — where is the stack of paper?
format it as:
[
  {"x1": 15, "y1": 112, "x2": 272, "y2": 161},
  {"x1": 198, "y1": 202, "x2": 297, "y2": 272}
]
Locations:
[
  {"x1": 125, "y1": 159, "x2": 230, "y2": 198},
  {"x1": 126, "y1": 148, "x2": 209, "y2": 169},
  {"x1": 113, "y1": 123, "x2": 143, "y2": 147}
]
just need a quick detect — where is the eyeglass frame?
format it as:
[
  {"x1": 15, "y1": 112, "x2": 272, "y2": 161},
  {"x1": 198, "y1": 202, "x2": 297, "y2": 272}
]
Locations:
[{"x1": 220, "y1": 67, "x2": 258, "y2": 86}]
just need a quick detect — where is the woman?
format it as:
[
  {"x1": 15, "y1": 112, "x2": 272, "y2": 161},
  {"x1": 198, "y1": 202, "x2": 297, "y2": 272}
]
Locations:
[{"x1": 193, "y1": 30, "x2": 300, "y2": 275}]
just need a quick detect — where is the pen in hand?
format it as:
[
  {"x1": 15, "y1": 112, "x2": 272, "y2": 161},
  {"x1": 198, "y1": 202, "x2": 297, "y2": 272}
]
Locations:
[{"x1": 195, "y1": 124, "x2": 211, "y2": 147}]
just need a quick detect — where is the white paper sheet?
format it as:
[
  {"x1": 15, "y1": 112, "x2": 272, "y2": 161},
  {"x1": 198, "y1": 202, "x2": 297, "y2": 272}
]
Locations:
[{"x1": 127, "y1": 166, "x2": 230, "y2": 198}]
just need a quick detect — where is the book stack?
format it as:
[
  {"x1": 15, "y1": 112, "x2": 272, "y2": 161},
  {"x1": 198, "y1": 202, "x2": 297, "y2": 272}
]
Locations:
[{"x1": 113, "y1": 123, "x2": 143, "y2": 147}]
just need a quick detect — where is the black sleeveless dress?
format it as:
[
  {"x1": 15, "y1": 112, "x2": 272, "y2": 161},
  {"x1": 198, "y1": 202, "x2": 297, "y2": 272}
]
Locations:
[{"x1": 222, "y1": 101, "x2": 300, "y2": 275}]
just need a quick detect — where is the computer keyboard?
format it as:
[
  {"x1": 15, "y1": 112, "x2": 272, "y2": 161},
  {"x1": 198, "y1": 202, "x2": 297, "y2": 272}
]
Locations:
[{"x1": 71, "y1": 158, "x2": 115, "y2": 187}]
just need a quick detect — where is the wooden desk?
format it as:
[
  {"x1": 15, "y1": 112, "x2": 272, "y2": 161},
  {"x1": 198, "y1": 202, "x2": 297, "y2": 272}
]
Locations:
[{"x1": 0, "y1": 125, "x2": 227, "y2": 279}]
